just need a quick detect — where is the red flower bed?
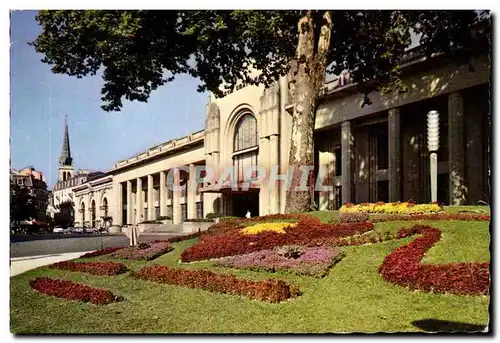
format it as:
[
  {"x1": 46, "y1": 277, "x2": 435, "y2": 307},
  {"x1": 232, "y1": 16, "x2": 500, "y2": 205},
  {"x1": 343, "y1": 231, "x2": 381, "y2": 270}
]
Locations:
[
  {"x1": 371, "y1": 213, "x2": 490, "y2": 222},
  {"x1": 131, "y1": 265, "x2": 300, "y2": 303},
  {"x1": 80, "y1": 247, "x2": 126, "y2": 258},
  {"x1": 180, "y1": 216, "x2": 373, "y2": 262},
  {"x1": 29, "y1": 277, "x2": 123, "y2": 305},
  {"x1": 109, "y1": 241, "x2": 173, "y2": 261},
  {"x1": 379, "y1": 225, "x2": 490, "y2": 295},
  {"x1": 49, "y1": 261, "x2": 128, "y2": 276}
]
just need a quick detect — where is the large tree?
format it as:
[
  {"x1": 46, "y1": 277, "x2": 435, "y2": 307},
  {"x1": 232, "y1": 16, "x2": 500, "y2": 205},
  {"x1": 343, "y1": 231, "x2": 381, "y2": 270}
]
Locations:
[
  {"x1": 10, "y1": 183, "x2": 37, "y2": 231},
  {"x1": 32, "y1": 10, "x2": 490, "y2": 213}
]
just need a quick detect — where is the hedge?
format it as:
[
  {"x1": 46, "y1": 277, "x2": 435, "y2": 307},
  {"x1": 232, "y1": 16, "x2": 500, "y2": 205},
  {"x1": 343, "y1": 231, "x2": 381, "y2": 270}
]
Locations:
[
  {"x1": 29, "y1": 277, "x2": 123, "y2": 305},
  {"x1": 49, "y1": 261, "x2": 128, "y2": 276},
  {"x1": 109, "y1": 241, "x2": 173, "y2": 261},
  {"x1": 80, "y1": 247, "x2": 126, "y2": 258},
  {"x1": 131, "y1": 265, "x2": 300, "y2": 303},
  {"x1": 379, "y1": 225, "x2": 490, "y2": 295},
  {"x1": 370, "y1": 213, "x2": 490, "y2": 222}
]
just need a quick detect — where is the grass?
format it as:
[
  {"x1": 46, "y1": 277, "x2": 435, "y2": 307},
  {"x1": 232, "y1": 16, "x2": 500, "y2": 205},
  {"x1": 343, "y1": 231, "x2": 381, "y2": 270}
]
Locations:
[{"x1": 10, "y1": 209, "x2": 490, "y2": 333}]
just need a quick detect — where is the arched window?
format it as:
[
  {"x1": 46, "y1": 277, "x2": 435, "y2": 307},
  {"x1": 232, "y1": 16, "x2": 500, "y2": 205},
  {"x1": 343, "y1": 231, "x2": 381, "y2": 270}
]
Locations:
[
  {"x1": 91, "y1": 200, "x2": 96, "y2": 228},
  {"x1": 234, "y1": 114, "x2": 258, "y2": 152},
  {"x1": 233, "y1": 113, "x2": 258, "y2": 182},
  {"x1": 81, "y1": 202, "x2": 85, "y2": 223},
  {"x1": 102, "y1": 198, "x2": 108, "y2": 217}
]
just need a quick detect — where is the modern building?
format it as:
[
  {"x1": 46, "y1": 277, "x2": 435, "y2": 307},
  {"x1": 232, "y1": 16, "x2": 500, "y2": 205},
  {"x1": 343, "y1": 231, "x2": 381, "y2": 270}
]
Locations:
[{"x1": 72, "y1": 47, "x2": 490, "y2": 228}]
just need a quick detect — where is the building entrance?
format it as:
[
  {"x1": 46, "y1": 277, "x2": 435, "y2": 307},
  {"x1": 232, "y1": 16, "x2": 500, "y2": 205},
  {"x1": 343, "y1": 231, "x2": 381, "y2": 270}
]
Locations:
[{"x1": 231, "y1": 192, "x2": 259, "y2": 218}]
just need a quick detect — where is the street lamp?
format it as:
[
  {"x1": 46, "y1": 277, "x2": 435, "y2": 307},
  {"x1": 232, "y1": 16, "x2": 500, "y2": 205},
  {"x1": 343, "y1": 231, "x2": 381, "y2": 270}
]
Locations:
[{"x1": 427, "y1": 110, "x2": 440, "y2": 203}]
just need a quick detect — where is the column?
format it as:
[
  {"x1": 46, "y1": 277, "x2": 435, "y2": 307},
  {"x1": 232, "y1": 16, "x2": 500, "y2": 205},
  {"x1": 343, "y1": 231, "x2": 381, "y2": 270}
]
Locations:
[
  {"x1": 341, "y1": 121, "x2": 353, "y2": 204},
  {"x1": 259, "y1": 137, "x2": 270, "y2": 216},
  {"x1": 159, "y1": 171, "x2": 166, "y2": 216},
  {"x1": 114, "y1": 183, "x2": 123, "y2": 226},
  {"x1": 388, "y1": 108, "x2": 401, "y2": 202},
  {"x1": 147, "y1": 174, "x2": 154, "y2": 220},
  {"x1": 173, "y1": 169, "x2": 182, "y2": 224},
  {"x1": 187, "y1": 164, "x2": 197, "y2": 219},
  {"x1": 136, "y1": 177, "x2": 143, "y2": 224},
  {"x1": 448, "y1": 92, "x2": 465, "y2": 205},
  {"x1": 126, "y1": 180, "x2": 133, "y2": 225},
  {"x1": 269, "y1": 135, "x2": 280, "y2": 214}
]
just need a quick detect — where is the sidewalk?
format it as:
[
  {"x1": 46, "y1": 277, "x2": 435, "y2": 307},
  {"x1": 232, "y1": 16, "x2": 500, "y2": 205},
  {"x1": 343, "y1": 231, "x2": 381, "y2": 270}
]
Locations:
[{"x1": 10, "y1": 251, "x2": 94, "y2": 277}]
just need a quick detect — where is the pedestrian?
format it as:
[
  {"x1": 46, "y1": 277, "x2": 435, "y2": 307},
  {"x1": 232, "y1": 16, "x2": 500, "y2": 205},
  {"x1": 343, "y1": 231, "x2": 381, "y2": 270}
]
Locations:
[{"x1": 245, "y1": 210, "x2": 251, "y2": 218}]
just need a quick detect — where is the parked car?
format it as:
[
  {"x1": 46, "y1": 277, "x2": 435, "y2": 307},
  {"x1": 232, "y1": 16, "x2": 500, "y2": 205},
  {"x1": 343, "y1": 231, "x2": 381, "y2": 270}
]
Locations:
[
  {"x1": 86, "y1": 227, "x2": 99, "y2": 234},
  {"x1": 53, "y1": 226, "x2": 64, "y2": 233},
  {"x1": 62, "y1": 227, "x2": 75, "y2": 234},
  {"x1": 73, "y1": 227, "x2": 85, "y2": 234}
]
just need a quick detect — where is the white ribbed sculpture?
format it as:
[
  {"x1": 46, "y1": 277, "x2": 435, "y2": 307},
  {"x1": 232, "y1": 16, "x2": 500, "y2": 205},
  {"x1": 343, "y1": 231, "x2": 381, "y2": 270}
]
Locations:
[{"x1": 427, "y1": 110, "x2": 440, "y2": 202}]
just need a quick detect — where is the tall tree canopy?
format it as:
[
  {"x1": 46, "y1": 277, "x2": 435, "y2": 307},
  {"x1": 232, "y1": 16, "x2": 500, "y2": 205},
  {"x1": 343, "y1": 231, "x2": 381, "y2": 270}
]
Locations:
[{"x1": 33, "y1": 10, "x2": 490, "y2": 213}]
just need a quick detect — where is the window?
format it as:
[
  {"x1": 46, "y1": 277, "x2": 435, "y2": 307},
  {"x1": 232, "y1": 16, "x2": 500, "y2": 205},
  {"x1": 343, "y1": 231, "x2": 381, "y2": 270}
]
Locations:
[
  {"x1": 234, "y1": 114, "x2": 258, "y2": 152},
  {"x1": 196, "y1": 169, "x2": 206, "y2": 195},
  {"x1": 155, "y1": 206, "x2": 160, "y2": 219},
  {"x1": 377, "y1": 132, "x2": 389, "y2": 170},
  {"x1": 181, "y1": 204, "x2": 187, "y2": 222},
  {"x1": 168, "y1": 188, "x2": 173, "y2": 200},
  {"x1": 196, "y1": 202, "x2": 203, "y2": 219},
  {"x1": 166, "y1": 205, "x2": 173, "y2": 218},
  {"x1": 233, "y1": 151, "x2": 258, "y2": 182},
  {"x1": 334, "y1": 148, "x2": 342, "y2": 176}
]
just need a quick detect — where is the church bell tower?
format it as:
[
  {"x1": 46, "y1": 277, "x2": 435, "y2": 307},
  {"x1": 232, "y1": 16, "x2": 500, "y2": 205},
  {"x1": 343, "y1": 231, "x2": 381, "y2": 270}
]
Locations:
[{"x1": 58, "y1": 115, "x2": 74, "y2": 182}]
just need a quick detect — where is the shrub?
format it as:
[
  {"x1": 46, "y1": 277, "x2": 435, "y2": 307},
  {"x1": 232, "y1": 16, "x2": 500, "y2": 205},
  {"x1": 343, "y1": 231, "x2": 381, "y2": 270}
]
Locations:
[
  {"x1": 131, "y1": 265, "x2": 300, "y2": 303},
  {"x1": 29, "y1": 277, "x2": 122, "y2": 305},
  {"x1": 184, "y1": 218, "x2": 214, "y2": 223},
  {"x1": 180, "y1": 217, "x2": 373, "y2": 262},
  {"x1": 275, "y1": 245, "x2": 303, "y2": 259},
  {"x1": 157, "y1": 216, "x2": 172, "y2": 220},
  {"x1": 371, "y1": 213, "x2": 490, "y2": 222},
  {"x1": 138, "y1": 220, "x2": 162, "y2": 224},
  {"x1": 340, "y1": 201, "x2": 443, "y2": 215},
  {"x1": 379, "y1": 225, "x2": 490, "y2": 295},
  {"x1": 80, "y1": 247, "x2": 126, "y2": 258},
  {"x1": 206, "y1": 213, "x2": 223, "y2": 219},
  {"x1": 137, "y1": 242, "x2": 151, "y2": 250},
  {"x1": 217, "y1": 246, "x2": 344, "y2": 278},
  {"x1": 49, "y1": 261, "x2": 128, "y2": 276},
  {"x1": 109, "y1": 241, "x2": 173, "y2": 261},
  {"x1": 339, "y1": 212, "x2": 369, "y2": 223}
]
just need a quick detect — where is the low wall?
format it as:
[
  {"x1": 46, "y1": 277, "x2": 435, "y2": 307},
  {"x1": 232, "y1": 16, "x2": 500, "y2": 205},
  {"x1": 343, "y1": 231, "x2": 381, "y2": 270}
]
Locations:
[{"x1": 182, "y1": 222, "x2": 214, "y2": 234}]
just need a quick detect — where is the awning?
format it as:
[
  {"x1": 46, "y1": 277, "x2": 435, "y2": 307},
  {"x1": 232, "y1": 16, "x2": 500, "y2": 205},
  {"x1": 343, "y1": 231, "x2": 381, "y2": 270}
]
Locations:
[{"x1": 199, "y1": 181, "x2": 261, "y2": 194}]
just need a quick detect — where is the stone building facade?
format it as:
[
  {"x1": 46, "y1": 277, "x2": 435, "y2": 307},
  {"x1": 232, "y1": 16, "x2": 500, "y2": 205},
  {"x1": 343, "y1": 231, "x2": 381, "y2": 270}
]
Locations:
[{"x1": 72, "y1": 49, "x2": 490, "y2": 227}]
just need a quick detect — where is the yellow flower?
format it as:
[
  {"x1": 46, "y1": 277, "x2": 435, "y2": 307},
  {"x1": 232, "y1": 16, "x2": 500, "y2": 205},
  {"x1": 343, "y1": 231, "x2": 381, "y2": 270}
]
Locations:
[{"x1": 240, "y1": 222, "x2": 297, "y2": 235}]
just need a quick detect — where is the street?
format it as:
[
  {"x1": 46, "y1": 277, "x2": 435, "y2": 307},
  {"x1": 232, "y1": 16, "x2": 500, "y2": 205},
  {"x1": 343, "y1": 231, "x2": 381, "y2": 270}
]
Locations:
[{"x1": 10, "y1": 233, "x2": 187, "y2": 258}]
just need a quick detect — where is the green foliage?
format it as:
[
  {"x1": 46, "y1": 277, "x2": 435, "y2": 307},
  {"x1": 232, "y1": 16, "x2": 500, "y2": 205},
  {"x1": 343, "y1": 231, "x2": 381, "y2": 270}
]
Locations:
[
  {"x1": 10, "y1": 183, "x2": 37, "y2": 226},
  {"x1": 32, "y1": 10, "x2": 490, "y2": 112}
]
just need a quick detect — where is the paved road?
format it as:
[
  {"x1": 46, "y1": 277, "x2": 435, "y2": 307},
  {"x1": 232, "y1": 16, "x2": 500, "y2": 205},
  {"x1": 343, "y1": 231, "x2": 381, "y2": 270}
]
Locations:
[{"x1": 10, "y1": 233, "x2": 189, "y2": 258}]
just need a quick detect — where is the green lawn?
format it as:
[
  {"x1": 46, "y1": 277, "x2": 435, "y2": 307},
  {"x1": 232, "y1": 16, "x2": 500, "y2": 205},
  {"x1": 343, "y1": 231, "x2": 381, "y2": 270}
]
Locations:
[{"x1": 10, "y1": 210, "x2": 490, "y2": 333}]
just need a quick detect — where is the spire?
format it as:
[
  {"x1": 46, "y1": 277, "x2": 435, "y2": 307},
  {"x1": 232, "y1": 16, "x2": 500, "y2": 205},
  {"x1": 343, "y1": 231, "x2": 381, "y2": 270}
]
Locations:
[{"x1": 59, "y1": 115, "x2": 73, "y2": 167}]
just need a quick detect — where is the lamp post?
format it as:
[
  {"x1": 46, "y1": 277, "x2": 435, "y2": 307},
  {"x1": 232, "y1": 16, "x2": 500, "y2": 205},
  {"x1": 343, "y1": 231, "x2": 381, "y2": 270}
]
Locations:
[{"x1": 427, "y1": 110, "x2": 440, "y2": 203}]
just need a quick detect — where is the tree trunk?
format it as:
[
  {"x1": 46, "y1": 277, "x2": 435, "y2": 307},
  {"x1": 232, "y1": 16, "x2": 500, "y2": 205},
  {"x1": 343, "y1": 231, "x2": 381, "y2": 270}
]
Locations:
[{"x1": 285, "y1": 11, "x2": 332, "y2": 214}]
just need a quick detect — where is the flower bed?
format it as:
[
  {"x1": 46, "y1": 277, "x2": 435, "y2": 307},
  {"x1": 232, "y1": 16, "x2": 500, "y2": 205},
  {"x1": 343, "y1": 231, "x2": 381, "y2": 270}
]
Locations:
[
  {"x1": 206, "y1": 213, "x2": 304, "y2": 236},
  {"x1": 216, "y1": 246, "x2": 344, "y2": 278},
  {"x1": 240, "y1": 222, "x2": 298, "y2": 235},
  {"x1": 80, "y1": 247, "x2": 126, "y2": 258},
  {"x1": 49, "y1": 261, "x2": 128, "y2": 276},
  {"x1": 131, "y1": 265, "x2": 300, "y2": 303},
  {"x1": 340, "y1": 201, "x2": 442, "y2": 215},
  {"x1": 370, "y1": 213, "x2": 490, "y2": 222},
  {"x1": 379, "y1": 225, "x2": 490, "y2": 295},
  {"x1": 109, "y1": 241, "x2": 173, "y2": 261},
  {"x1": 180, "y1": 216, "x2": 373, "y2": 262},
  {"x1": 29, "y1": 277, "x2": 123, "y2": 305}
]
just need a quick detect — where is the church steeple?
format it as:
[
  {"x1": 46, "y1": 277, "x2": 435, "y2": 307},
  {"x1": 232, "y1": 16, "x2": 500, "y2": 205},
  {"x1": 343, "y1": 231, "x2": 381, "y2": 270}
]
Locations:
[
  {"x1": 59, "y1": 115, "x2": 73, "y2": 167},
  {"x1": 58, "y1": 115, "x2": 74, "y2": 182}
]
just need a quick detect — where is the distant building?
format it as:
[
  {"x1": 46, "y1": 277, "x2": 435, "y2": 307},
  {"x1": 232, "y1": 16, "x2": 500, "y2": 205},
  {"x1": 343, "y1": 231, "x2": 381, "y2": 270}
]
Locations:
[
  {"x1": 10, "y1": 167, "x2": 49, "y2": 221},
  {"x1": 50, "y1": 116, "x2": 103, "y2": 224}
]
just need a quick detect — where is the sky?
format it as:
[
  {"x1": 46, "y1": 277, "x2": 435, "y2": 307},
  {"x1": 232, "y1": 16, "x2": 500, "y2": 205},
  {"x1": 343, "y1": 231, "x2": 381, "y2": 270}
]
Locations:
[{"x1": 10, "y1": 10, "x2": 208, "y2": 189}]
